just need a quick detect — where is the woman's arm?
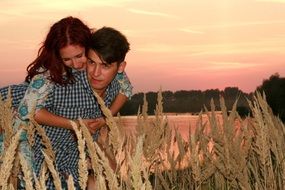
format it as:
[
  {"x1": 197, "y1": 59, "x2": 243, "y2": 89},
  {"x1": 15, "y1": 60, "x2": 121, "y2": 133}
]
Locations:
[
  {"x1": 34, "y1": 109, "x2": 101, "y2": 134},
  {"x1": 16, "y1": 72, "x2": 53, "y2": 122},
  {"x1": 19, "y1": 74, "x2": 74, "y2": 130},
  {"x1": 32, "y1": 71, "x2": 132, "y2": 132},
  {"x1": 34, "y1": 109, "x2": 72, "y2": 129},
  {"x1": 16, "y1": 73, "x2": 73, "y2": 130}
]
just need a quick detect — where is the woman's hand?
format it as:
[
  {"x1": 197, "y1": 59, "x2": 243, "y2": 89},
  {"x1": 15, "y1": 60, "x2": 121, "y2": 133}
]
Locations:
[{"x1": 82, "y1": 118, "x2": 106, "y2": 135}]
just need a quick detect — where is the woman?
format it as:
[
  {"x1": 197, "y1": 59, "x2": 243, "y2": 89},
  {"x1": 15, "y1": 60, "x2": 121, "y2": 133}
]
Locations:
[{"x1": 0, "y1": 16, "x2": 132, "y2": 189}]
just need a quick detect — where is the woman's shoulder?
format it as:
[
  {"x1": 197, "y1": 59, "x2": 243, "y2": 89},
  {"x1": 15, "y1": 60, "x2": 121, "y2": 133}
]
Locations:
[
  {"x1": 30, "y1": 70, "x2": 53, "y2": 90},
  {"x1": 32, "y1": 69, "x2": 51, "y2": 80}
]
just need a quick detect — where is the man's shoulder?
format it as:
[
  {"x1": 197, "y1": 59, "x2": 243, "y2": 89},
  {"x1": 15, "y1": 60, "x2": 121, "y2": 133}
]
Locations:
[
  {"x1": 105, "y1": 78, "x2": 120, "y2": 98},
  {"x1": 109, "y1": 78, "x2": 120, "y2": 90}
]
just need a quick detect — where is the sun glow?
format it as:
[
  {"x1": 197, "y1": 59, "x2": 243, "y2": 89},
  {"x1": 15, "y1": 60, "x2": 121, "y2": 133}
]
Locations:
[{"x1": 0, "y1": 0, "x2": 285, "y2": 93}]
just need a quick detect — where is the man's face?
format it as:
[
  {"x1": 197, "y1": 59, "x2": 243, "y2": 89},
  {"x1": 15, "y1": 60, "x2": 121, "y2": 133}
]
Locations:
[{"x1": 87, "y1": 49, "x2": 125, "y2": 95}]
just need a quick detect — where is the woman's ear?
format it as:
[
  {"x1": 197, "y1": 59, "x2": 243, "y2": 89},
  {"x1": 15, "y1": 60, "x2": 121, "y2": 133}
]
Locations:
[{"x1": 118, "y1": 61, "x2": 126, "y2": 73}]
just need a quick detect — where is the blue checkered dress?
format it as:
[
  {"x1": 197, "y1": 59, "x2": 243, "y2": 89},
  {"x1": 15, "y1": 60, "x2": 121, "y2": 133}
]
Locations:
[
  {"x1": 0, "y1": 82, "x2": 35, "y2": 141},
  {"x1": 0, "y1": 70, "x2": 120, "y2": 189},
  {"x1": 33, "y1": 70, "x2": 119, "y2": 189},
  {"x1": 0, "y1": 83, "x2": 29, "y2": 108}
]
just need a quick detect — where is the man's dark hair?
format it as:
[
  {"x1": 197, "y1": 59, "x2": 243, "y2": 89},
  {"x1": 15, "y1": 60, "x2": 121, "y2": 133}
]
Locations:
[{"x1": 90, "y1": 27, "x2": 130, "y2": 64}]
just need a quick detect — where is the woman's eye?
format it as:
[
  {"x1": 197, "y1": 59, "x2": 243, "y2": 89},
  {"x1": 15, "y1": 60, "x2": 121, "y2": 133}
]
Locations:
[{"x1": 87, "y1": 59, "x2": 94, "y2": 64}]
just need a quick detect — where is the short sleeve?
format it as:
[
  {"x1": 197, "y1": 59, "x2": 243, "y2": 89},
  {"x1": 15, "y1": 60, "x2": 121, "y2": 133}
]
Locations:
[
  {"x1": 115, "y1": 72, "x2": 133, "y2": 99},
  {"x1": 17, "y1": 73, "x2": 54, "y2": 121}
]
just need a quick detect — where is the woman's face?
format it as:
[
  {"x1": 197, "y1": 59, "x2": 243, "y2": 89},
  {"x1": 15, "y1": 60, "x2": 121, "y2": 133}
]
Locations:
[{"x1": 59, "y1": 44, "x2": 87, "y2": 70}]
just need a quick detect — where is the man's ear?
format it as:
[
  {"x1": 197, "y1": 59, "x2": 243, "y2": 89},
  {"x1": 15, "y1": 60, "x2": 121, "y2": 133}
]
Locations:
[{"x1": 118, "y1": 61, "x2": 126, "y2": 73}]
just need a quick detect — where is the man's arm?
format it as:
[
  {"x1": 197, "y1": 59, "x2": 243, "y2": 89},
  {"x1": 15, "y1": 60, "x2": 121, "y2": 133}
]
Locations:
[
  {"x1": 108, "y1": 71, "x2": 132, "y2": 116},
  {"x1": 85, "y1": 73, "x2": 131, "y2": 133},
  {"x1": 109, "y1": 93, "x2": 128, "y2": 116}
]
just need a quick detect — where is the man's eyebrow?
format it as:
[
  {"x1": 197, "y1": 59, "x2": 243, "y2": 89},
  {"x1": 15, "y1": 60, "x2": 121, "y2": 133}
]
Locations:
[
  {"x1": 87, "y1": 57, "x2": 108, "y2": 65},
  {"x1": 74, "y1": 51, "x2": 84, "y2": 57}
]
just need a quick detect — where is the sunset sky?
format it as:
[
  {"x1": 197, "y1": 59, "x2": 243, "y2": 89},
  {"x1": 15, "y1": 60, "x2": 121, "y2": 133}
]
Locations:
[{"x1": 0, "y1": 0, "x2": 285, "y2": 93}]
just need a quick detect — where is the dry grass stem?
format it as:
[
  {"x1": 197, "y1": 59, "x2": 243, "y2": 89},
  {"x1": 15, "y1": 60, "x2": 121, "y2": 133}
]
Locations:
[
  {"x1": 42, "y1": 151, "x2": 62, "y2": 190},
  {"x1": 0, "y1": 88, "x2": 14, "y2": 151},
  {"x1": 30, "y1": 117, "x2": 55, "y2": 161},
  {"x1": 94, "y1": 142, "x2": 120, "y2": 190},
  {"x1": 91, "y1": 89, "x2": 124, "y2": 154},
  {"x1": 2, "y1": 89, "x2": 285, "y2": 189},
  {"x1": 0, "y1": 129, "x2": 21, "y2": 189},
  {"x1": 67, "y1": 175, "x2": 75, "y2": 190},
  {"x1": 19, "y1": 153, "x2": 34, "y2": 190},
  {"x1": 78, "y1": 119, "x2": 102, "y2": 176},
  {"x1": 70, "y1": 120, "x2": 88, "y2": 190}
]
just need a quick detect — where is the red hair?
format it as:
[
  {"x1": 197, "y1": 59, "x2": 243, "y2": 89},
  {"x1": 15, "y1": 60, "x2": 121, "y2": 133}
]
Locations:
[{"x1": 25, "y1": 16, "x2": 91, "y2": 85}]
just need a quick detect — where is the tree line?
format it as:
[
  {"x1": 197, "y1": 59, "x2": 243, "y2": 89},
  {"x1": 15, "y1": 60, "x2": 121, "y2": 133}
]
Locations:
[
  {"x1": 120, "y1": 73, "x2": 285, "y2": 122},
  {"x1": 120, "y1": 87, "x2": 251, "y2": 116}
]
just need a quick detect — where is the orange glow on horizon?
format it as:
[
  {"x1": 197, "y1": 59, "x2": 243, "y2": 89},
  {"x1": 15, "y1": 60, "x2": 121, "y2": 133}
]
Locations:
[{"x1": 0, "y1": 0, "x2": 285, "y2": 93}]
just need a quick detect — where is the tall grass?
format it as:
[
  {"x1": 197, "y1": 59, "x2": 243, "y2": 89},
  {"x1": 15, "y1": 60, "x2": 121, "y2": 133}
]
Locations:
[{"x1": 0, "y1": 91, "x2": 285, "y2": 190}]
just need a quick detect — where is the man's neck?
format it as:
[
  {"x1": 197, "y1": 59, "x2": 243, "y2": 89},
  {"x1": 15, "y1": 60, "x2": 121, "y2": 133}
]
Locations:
[{"x1": 94, "y1": 89, "x2": 106, "y2": 98}]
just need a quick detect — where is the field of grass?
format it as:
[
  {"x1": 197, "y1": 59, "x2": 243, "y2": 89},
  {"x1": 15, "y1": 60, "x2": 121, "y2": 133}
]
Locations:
[{"x1": 1, "y1": 91, "x2": 285, "y2": 190}]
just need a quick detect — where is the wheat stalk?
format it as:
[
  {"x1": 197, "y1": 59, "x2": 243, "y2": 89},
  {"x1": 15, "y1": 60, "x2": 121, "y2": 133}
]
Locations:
[
  {"x1": 19, "y1": 153, "x2": 34, "y2": 190},
  {"x1": 0, "y1": 129, "x2": 21, "y2": 189},
  {"x1": 91, "y1": 89, "x2": 124, "y2": 154},
  {"x1": 95, "y1": 174, "x2": 108, "y2": 190},
  {"x1": 78, "y1": 118, "x2": 102, "y2": 176},
  {"x1": 30, "y1": 117, "x2": 55, "y2": 161},
  {"x1": 70, "y1": 120, "x2": 88, "y2": 190},
  {"x1": 94, "y1": 142, "x2": 120, "y2": 190},
  {"x1": 34, "y1": 174, "x2": 43, "y2": 190},
  {"x1": 2, "y1": 89, "x2": 285, "y2": 189},
  {"x1": 42, "y1": 151, "x2": 62, "y2": 190},
  {"x1": 127, "y1": 135, "x2": 145, "y2": 189},
  {"x1": 1, "y1": 88, "x2": 14, "y2": 151},
  {"x1": 67, "y1": 175, "x2": 75, "y2": 190},
  {"x1": 38, "y1": 162, "x2": 47, "y2": 190}
]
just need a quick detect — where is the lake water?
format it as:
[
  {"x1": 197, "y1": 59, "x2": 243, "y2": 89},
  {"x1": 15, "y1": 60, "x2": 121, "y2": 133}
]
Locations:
[
  {"x1": 111, "y1": 113, "x2": 245, "y2": 171},
  {"x1": 116, "y1": 113, "x2": 223, "y2": 140}
]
